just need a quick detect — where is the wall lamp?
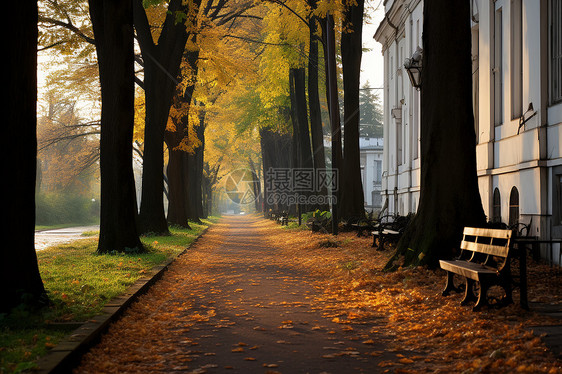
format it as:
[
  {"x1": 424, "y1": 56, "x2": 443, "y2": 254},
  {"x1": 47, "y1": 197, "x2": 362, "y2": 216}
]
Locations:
[{"x1": 404, "y1": 47, "x2": 423, "y2": 90}]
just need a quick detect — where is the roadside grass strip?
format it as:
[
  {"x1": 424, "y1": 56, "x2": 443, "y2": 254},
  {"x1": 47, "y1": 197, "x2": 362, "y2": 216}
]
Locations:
[{"x1": 0, "y1": 217, "x2": 219, "y2": 374}]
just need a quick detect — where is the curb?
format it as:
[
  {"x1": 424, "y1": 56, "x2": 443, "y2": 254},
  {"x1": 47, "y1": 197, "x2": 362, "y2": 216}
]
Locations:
[{"x1": 34, "y1": 226, "x2": 210, "y2": 374}]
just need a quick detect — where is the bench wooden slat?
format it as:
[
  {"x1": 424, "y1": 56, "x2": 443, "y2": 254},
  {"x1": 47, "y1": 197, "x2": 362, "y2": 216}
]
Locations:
[
  {"x1": 439, "y1": 260, "x2": 498, "y2": 281},
  {"x1": 460, "y1": 241, "x2": 510, "y2": 257},
  {"x1": 382, "y1": 229, "x2": 400, "y2": 235},
  {"x1": 463, "y1": 227, "x2": 512, "y2": 239}
]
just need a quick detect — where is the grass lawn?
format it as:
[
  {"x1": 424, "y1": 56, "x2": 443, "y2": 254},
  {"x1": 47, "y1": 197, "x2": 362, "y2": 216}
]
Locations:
[{"x1": 0, "y1": 217, "x2": 219, "y2": 374}]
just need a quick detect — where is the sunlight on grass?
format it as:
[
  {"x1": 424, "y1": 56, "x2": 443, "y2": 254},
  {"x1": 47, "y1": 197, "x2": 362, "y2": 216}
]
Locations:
[{"x1": 0, "y1": 217, "x2": 219, "y2": 374}]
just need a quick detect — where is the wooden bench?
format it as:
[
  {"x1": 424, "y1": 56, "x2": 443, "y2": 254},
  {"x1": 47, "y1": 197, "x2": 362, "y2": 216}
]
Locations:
[
  {"x1": 371, "y1": 214, "x2": 412, "y2": 250},
  {"x1": 439, "y1": 227, "x2": 513, "y2": 311},
  {"x1": 372, "y1": 228, "x2": 401, "y2": 249},
  {"x1": 274, "y1": 211, "x2": 288, "y2": 225},
  {"x1": 350, "y1": 222, "x2": 376, "y2": 237}
]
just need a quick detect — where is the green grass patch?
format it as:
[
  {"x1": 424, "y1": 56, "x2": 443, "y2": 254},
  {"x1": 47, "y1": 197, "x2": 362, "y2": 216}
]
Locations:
[
  {"x1": 80, "y1": 230, "x2": 99, "y2": 237},
  {"x1": 34, "y1": 223, "x2": 83, "y2": 231},
  {"x1": 0, "y1": 216, "x2": 219, "y2": 374},
  {"x1": 282, "y1": 221, "x2": 309, "y2": 230}
]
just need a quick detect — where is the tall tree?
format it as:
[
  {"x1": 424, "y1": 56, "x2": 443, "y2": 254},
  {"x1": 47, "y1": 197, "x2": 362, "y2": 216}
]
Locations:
[
  {"x1": 134, "y1": 0, "x2": 191, "y2": 235},
  {"x1": 385, "y1": 0, "x2": 486, "y2": 269},
  {"x1": 260, "y1": 126, "x2": 294, "y2": 213},
  {"x1": 324, "y1": 10, "x2": 343, "y2": 234},
  {"x1": 339, "y1": 0, "x2": 365, "y2": 220},
  {"x1": 306, "y1": 0, "x2": 329, "y2": 210},
  {"x1": 359, "y1": 82, "x2": 383, "y2": 138},
  {"x1": 2, "y1": 1, "x2": 48, "y2": 312},
  {"x1": 89, "y1": 0, "x2": 144, "y2": 254},
  {"x1": 165, "y1": 41, "x2": 201, "y2": 228},
  {"x1": 165, "y1": 89, "x2": 193, "y2": 229},
  {"x1": 187, "y1": 103, "x2": 206, "y2": 222},
  {"x1": 289, "y1": 67, "x2": 314, "y2": 210}
]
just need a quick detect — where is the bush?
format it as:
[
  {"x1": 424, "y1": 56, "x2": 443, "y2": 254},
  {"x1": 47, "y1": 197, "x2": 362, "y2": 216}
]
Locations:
[{"x1": 35, "y1": 192, "x2": 99, "y2": 226}]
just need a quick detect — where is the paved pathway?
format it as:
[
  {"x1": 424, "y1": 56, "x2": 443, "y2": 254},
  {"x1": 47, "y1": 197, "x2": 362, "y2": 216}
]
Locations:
[
  {"x1": 35, "y1": 226, "x2": 99, "y2": 250},
  {"x1": 73, "y1": 216, "x2": 400, "y2": 373}
]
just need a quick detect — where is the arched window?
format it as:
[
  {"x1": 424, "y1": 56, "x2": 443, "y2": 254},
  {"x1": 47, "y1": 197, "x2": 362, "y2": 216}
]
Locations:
[
  {"x1": 492, "y1": 188, "x2": 501, "y2": 223},
  {"x1": 509, "y1": 187, "x2": 519, "y2": 226}
]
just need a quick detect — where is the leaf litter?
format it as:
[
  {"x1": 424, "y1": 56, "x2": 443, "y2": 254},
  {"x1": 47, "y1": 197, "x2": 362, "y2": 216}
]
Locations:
[{"x1": 72, "y1": 216, "x2": 561, "y2": 374}]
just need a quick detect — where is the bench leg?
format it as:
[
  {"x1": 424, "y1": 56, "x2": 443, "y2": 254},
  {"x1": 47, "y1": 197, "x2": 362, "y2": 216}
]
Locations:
[
  {"x1": 442, "y1": 272, "x2": 457, "y2": 296},
  {"x1": 461, "y1": 278, "x2": 478, "y2": 306},
  {"x1": 442, "y1": 272, "x2": 465, "y2": 296},
  {"x1": 377, "y1": 237, "x2": 385, "y2": 251},
  {"x1": 472, "y1": 281, "x2": 489, "y2": 311}
]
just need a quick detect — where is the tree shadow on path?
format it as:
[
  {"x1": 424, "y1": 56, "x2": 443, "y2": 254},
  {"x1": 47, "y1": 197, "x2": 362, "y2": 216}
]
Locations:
[{"x1": 73, "y1": 215, "x2": 411, "y2": 373}]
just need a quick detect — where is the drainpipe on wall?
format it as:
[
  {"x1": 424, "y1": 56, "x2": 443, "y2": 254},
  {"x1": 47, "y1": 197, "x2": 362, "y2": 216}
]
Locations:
[{"x1": 538, "y1": 0, "x2": 549, "y2": 242}]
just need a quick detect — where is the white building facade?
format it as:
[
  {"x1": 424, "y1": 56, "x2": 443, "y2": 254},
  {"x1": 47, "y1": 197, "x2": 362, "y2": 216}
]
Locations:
[
  {"x1": 360, "y1": 137, "x2": 384, "y2": 211},
  {"x1": 374, "y1": 0, "x2": 562, "y2": 262}
]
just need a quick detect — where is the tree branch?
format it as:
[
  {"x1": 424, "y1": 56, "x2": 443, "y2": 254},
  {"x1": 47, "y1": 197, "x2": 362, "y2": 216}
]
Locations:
[{"x1": 38, "y1": 15, "x2": 96, "y2": 44}]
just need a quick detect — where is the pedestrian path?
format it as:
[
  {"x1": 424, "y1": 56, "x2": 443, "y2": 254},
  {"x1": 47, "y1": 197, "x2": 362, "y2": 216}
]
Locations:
[
  {"x1": 35, "y1": 226, "x2": 99, "y2": 250},
  {"x1": 72, "y1": 216, "x2": 399, "y2": 373}
]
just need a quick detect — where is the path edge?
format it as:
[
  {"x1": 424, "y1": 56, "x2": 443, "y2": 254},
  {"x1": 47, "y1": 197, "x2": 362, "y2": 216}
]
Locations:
[{"x1": 34, "y1": 226, "x2": 211, "y2": 374}]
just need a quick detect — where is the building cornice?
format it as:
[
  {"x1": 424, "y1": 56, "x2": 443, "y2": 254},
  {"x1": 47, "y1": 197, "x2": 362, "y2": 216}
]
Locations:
[{"x1": 374, "y1": 0, "x2": 422, "y2": 51}]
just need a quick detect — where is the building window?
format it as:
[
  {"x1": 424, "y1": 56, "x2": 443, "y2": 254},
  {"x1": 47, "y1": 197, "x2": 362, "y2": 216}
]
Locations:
[
  {"x1": 509, "y1": 186, "x2": 519, "y2": 226},
  {"x1": 550, "y1": 0, "x2": 562, "y2": 104},
  {"x1": 374, "y1": 160, "x2": 382, "y2": 185},
  {"x1": 472, "y1": 26, "x2": 480, "y2": 142},
  {"x1": 493, "y1": 188, "x2": 501, "y2": 223},
  {"x1": 493, "y1": 6, "x2": 504, "y2": 126},
  {"x1": 553, "y1": 168, "x2": 562, "y2": 237},
  {"x1": 372, "y1": 191, "x2": 382, "y2": 208},
  {"x1": 558, "y1": 175, "x2": 562, "y2": 225},
  {"x1": 511, "y1": 0, "x2": 523, "y2": 119},
  {"x1": 397, "y1": 121, "x2": 403, "y2": 166}
]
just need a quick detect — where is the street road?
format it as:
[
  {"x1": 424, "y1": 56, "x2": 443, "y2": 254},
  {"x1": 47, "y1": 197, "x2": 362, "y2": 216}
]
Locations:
[{"x1": 35, "y1": 226, "x2": 99, "y2": 250}]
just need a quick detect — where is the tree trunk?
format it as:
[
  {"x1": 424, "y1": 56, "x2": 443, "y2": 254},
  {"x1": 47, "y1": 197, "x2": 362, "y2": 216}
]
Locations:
[
  {"x1": 165, "y1": 44, "x2": 198, "y2": 229},
  {"x1": 260, "y1": 127, "x2": 293, "y2": 214},
  {"x1": 187, "y1": 104, "x2": 206, "y2": 222},
  {"x1": 385, "y1": 0, "x2": 486, "y2": 269},
  {"x1": 165, "y1": 116, "x2": 191, "y2": 228},
  {"x1": 307, "y1": 13, "x2": 330, "y2": 212},
  {"x1": 134, "y1": 0, "x2": 190, "y2": 235},
  {"x1": 325, "y1": 12, "x2": 343, "y2": 234},
  {"x1": 89, "y1": 0, "x2": 144, "y2": 254},
  {"x1": 2, "y1": 1, "x2": 48, "y2": 312},
  {"x1": 138, "y1": 63, "x2": 174, "y2": 235},
  {"x1": 289, "y1": 68, "x2": 314, "y2": 212},
  {"x1": 203, "y1": 162, "x2": 220, "y2": 217},
  {"x1": 249, "y1": 157, "x2": 262, "y2": 213},
  {"x1": 339, "y1": 0, "x2": 366, "y2": 221}
]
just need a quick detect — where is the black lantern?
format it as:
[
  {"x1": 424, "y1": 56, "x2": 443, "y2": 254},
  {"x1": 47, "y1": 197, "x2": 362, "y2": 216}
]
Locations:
[{"x1": 404, "y1": 47, "x2": 423, "y2": 90}]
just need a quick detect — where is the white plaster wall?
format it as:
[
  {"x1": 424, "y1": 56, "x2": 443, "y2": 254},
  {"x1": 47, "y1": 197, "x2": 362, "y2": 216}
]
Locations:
[
  {"x1": 478, "y1": 175, "x2": 491, "y2": 220},
  {"x1": 492, "y1": 168, "x2": 541, "y2": 223},
  {"x1": 477, "y1": 0, "x2": 493, "y2": 146},
  {"x1": 547, "y1": 123, "x2": 562, "y2": 160},
  {"x1": 522, "y1": 0, "x2": 542, "y2": 130},
  {"x1": 494, "y1": 128, "x2": 541, "y2": 168}
]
